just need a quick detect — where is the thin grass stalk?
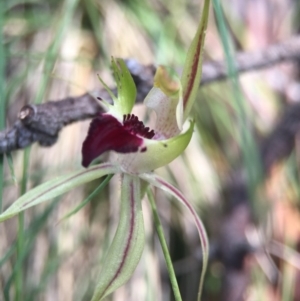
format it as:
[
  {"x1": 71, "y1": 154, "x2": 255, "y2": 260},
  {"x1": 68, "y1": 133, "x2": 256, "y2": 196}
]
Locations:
[
  {"x1": 13, "y1": 0, "x2": 80, "y2": 297},
  {"x1": 0, "y1": 244, "x2": 16, "y2": 269},
  {"x1": 15, "y1": 148, "x2": 30, "y2": 301},
  {"x1": 0, "y1": 0, "x2": 6, "y2": 212},
  {"x1": 4, "y1": 200, "x2": 59, "y2": 301},
  {"x1": 35, "y1": 0, "x2": 79, "y2": 104},
  {"x1": 212, "y1": 0, "x2": 263, "y2": 219},
  {"x1": 281, "y1": 239, "x2": 296, "y2": 301},
  {"x1": 0, "y1": 197, "x2": 58, "y2": 271},
  {"x1": 84, "y1": 0, "x2": 108, "y2": 59},
  {"x1": 147, "y1": 189, "x2": 182, "y2": 301}
]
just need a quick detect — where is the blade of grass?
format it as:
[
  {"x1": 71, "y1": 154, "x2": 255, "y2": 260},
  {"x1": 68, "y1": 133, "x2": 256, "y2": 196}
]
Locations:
[
  {"x1": 13, "y1": 0, "x2": 80, "y2": 298},
  {"x1": 0, "y1": 0, "x2": 6, "y2": 213},
  {"x1": 15, "y1": 148, "x2": 30, "y2": 301},
  {"x1": 0, "y1": 195, "x2": 58, "y2": 272},
  {"x1": 3, "y1": 199, "x2": 59, "y2": 301},
  {"x1": 24, "y1": 223, "x2": 61, "y2": 301},
  {"x1": 147, "y1": 188, "x2": 182, "y2": 301},
  {"x1": 24, "y1": 256, "x2": 60, "y2": 301},
  {"x1": 84, "y1": 0, "x2": 108, "y2": 59},
  {"x1": 212, "y1": 0, "x2": 264, "y2": 220},
  {"x1": 6, "y1": 153, "x2": 17, "y2": 185},
  {"x1": 0, "y1": 244, "x2": 16, "y2": 269},
  {"x1": 34, "y1": 0, "x2": 80, "y2": 104}
]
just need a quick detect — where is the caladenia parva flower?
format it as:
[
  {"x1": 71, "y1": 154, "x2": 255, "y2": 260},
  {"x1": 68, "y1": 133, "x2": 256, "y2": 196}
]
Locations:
[{"x1": 0, "y1": 1, "x2": 210, "y2": 300}]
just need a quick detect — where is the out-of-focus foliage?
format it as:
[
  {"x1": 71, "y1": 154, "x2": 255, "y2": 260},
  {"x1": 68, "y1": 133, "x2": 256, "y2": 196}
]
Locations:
[{"x1": 1, "y1": 0, "x2": 300, "y2": 301}]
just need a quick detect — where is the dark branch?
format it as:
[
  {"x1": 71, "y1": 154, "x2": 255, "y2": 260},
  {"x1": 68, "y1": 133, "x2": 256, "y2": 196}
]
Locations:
[
  {"x1": 0, "y1": 94, "x2": 103, "y2": 153},
  {"x1": 1, "y1": 36, "x2": 300, "y2": 155},
  {"x1": 0, "y1": 61, "x2": 155, "y2": 154},
  {"x1": 201, "y1": 35, "x2": 300, "y2": 84}
]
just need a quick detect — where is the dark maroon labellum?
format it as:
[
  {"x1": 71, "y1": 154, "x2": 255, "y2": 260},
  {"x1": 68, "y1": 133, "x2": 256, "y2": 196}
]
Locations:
[
  {"x1": 82, "y1": 113, "x2": 155, "y2": 167},
  {"x1": 123, "y1": 114, "x2": 155, "y2": 139}
]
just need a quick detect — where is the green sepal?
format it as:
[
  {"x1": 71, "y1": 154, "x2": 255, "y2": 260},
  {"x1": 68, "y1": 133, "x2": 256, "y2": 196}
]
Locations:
[
  {"x1": 181, "y1": 0, "x2": 210, "y2": 121},
  {"x1": 111, "y1": 57, "x2": 137, "y2": 116},
  {"x1": 123, "y1": 120, "x2": 194, "y2": 174},
  {"x1": 91, "y1": 174, "x2": 145, "y2": 300},
  {"x1": 0, "y1": 163, "x2": 119, "y2": 222},
  {"x1": 96, "y1": 74, "x2": 117, "y2": 111}
]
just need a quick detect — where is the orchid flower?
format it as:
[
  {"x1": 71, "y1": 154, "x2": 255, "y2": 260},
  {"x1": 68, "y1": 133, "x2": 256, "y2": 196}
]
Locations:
[{"x1": 0, "y1": 1, "x2": 210, "y2": 300}]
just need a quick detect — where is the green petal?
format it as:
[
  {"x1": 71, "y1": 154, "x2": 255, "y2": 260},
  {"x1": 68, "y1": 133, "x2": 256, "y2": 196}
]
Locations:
[
  {"x1": 111, "y1": 57, "x2": 137, "y2": 116},
  {"x1": 91, "y1": 174, "x2": 145, "y2": 300},
  {"x1": 153, "y1": 65, "x2": 181, "y2": 97},
  {"x1": 96, "y1": 74, "x2": 116, "y2": 112},
  {"x1": 145, "y1": 66, "x2": 184, "y2": 138},
  {"x1": 95, "y1": 58, "x2": 136, "y2": 119},
  {"x1": 121, "y1": 120, "x2": 194, "y2": 174},
  {"x1": 181, "y1": 0, "x2": 210, "y2": 121},
  {"x1": 0, "y1": 163, "x2": 119, "y2": 222},
  {"x1": 140, "y1": 173, "x2": 209, "y2": 301}
]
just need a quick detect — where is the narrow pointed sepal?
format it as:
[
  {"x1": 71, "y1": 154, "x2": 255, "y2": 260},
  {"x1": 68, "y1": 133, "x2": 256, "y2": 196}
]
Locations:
[
  {"x1": 96, "y1": 74, "x2": 117, "y2": 109},
  {"x1": 111, "y1": 57, "x2": 137, "y2": 115},
  {"x1": 181, "y1": 0, "x2": 210, "y2": 121},
  {"x1": 91, "y1": 174, "x2": 145, "y2": 301},
  {"x1": 96, "y1": 58, "x2": 137, "y2": 119},
  {"x1": 140, "y1": 173, "x2": 209, "y2": 300},
  {"x1": 0, "y1": 163, "x2": 119, "y2": 222},
  {"x1": 122, "y1": 120, "x2": 194, "y2": 174}
]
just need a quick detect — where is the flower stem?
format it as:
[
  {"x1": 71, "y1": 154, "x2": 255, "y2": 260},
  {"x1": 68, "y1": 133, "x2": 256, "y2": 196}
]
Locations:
[
  {"x1": 147, "y1": 189, "x2": 182, "y2": 301},
  {"x1": 15, "y1": 148, "x2": 30, "y2": 301}
]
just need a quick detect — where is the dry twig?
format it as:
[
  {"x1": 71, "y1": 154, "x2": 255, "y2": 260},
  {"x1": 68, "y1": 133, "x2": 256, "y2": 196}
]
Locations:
[{"x1": 1, "y1": 36, "x2": 300, "y2": 154}]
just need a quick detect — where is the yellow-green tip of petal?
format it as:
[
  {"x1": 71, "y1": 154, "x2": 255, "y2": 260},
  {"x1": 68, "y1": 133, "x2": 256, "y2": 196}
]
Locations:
[
  {"x1": 154, "y1": 66, "x2": 181, "y2": 97},
  {"x1": 111, "y1": 57, "x2": 137, "y2": 116}
]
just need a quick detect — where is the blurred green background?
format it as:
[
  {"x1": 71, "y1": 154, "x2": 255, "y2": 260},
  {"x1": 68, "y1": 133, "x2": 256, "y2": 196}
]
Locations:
[{"x1": 1, "y1": 0, "x2": 300, "y2": 300}]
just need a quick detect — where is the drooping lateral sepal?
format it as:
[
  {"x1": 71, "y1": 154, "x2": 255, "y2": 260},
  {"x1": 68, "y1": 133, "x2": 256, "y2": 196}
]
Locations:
[
  {"x1": 82, "y1": 114, "x2": 144, "y2": 167},
  {"x1": 140, "y1": 173, "x2": 209, "y2": 301},
  {"x1": 181, "y1": 0, "x2": 210, "y2": 121},
  {"x1": 91, "y1": 174, "x2": 145, "y2": 301},
  {"x1": 0, "y1": 163, "x2": 119, "y2": 222}
]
